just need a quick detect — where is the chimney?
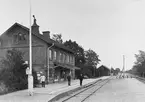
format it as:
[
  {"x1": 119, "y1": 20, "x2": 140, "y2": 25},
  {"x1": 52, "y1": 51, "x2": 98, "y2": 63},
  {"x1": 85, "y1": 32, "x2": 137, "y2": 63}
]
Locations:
[
  {"x1": 31, "y1": 15, "x2": 40, "y2": 35},
  {"x1": 43, "y1": 31, "x2": 50, "y2": 38}
]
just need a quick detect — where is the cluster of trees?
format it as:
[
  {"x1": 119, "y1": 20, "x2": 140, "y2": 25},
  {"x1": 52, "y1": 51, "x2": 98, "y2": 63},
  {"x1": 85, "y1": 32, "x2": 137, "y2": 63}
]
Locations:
[
  {"x1": 110, "y1": 67, "x2": 121, "y2": 75},
  {"x1": 52, "y1": 34, "x2": 101, "y2": 78},
  {"x1": 128, "y1": 50, "x2": 145, "y2": 77},
  {"x1": 0, "y1": 49, "x2": 38, "y2": 94}
]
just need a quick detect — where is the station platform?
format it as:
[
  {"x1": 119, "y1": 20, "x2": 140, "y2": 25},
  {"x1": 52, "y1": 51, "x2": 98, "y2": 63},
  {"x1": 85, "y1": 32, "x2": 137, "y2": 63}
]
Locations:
[{"x1": 0, "y1": 76, "x2": 110, "y2": 102}]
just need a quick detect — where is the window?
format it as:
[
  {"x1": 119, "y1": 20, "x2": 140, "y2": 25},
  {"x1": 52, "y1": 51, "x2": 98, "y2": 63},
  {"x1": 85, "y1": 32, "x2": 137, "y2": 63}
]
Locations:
[
  {"x1": 69, "y1": 55, "x2": 72, "y2": 64},
  {"x1": 49, "y1": 50, "x2": 52, "y2": 60},
  {"x1": 73, "y1": 56, "x2": 75, "y2": 65},
  {"x1": 58, "y1": 52, "x2": 63, "y2": 63},
  {"x1": 62, "y1": 53, "x2": 64, "y2": 63},
  {"x1": 72, "y1": 56, "x2": 74, "y2": 64},
  {"x1": 14, "y1": 34, "x2": 18, "y2": 43},
  {"x1": 69, "y1": 55, "x2": 71, "y2": 64},
  {"x1": 70, "y1": 55, "x2": 73, "y2": 64},
  {"x1": 64, "y1": 54, "x2": 67, "y2": 63},
  {"x1": 59, "y1": 52, "x2": 62, "y2": 62},
  {"x1": 14, "y1": 33, "x2": 26, "y2": 43},
  {"x1": 67, "y1": 55, "x2": 69, "y2": 63},
  {"x1": 19, "y1": 33, "x2": 22, "y2": 40},
  {"x1": 54, "y1": 51, "x2": 56, "y2": 60},
  {"x1": 18, "y1": 33, "x2": 26, "y2": 41},
  {"x1": 61, "y1": 53, "x2": 63, "y2": 62},
  {"x1": 0, "y1": 41, "x2": 1, "y2": 46}
]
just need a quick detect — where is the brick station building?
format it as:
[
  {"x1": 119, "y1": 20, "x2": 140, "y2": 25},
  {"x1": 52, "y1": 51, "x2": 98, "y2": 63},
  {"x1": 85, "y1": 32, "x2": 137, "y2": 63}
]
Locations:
[{"x1": 0, "y1": 17, "x2": 80, "y2": 83}]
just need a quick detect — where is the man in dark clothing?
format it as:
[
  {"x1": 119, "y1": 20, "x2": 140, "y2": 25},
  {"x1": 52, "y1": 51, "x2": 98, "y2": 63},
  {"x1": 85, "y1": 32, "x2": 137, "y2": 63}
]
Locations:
[
  {"x1": 67, "y1": 74, "x2": 71, "y2": 86},
  {"x1": 79, "y1": 74, "x2": 84, "y2": 86}
]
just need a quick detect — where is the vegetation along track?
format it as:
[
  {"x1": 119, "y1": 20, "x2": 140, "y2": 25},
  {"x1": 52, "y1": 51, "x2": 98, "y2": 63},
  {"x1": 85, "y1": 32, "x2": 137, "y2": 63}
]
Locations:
[
  {"x1": 135, "y1": 76, "x2": 145, "y2": 84},
  {"x1": 60, "y1": 77, "x2": 111, "y2": 102}
]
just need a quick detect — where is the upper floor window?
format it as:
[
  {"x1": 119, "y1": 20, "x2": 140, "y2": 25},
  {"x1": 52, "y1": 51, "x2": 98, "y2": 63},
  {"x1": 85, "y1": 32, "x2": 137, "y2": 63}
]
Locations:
[
  {"x1": 54, "y1": 51, "x2": 57, "y2": 60},
  {"x1": 59, "y1": 52, "x2": 62, "y2": 62},
  {"x1": 62, "y1": 53, "x2": 65, "y2": 63},
  {"x1": 72, "y1": 56, "x2": 75, "y2": 65},
  {"x1": 0, "y1": 40, "x2": 2, "y2": 47},
  {"x1": 69, "y1": 55, "x2": 72, "y2": 64},
  {"x1": 70, "y1": 55, "x2": 73, "y2": 64},
  {"x1": 14, "y1": 33, "x2": 26, "y2": 43},
  {"x1": 19, "y1": 33, "x2": 26, "y2": 40},
  {"x1": 61, "y1": 53, "x2": 63, "y2": 62},
  {"x1": 67, "y1": 55, "x2": 69, "y2": 63},
  {"x1": 64, "y1": 54, "x2": 67, "y2": 63},
  {"x1": 58, "y1": 52, "x2": 63, "y2": 63},
  {"x1": 49, "y1": 50, "x2": 52, "y2": 60}
]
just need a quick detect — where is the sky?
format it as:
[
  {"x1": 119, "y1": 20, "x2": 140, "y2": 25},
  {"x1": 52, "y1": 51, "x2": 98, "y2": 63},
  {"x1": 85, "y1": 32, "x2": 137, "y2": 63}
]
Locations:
[{"x1": 0, "y1": 0, "x2": 145, "y2": 70}]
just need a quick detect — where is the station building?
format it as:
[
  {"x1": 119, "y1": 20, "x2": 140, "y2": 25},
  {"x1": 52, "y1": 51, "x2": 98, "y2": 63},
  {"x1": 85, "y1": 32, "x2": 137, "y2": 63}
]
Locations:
[
  {"x1": 0, "y1": 17, "x2": 80, "y2": 83},
  {"x1": 97, "y1": 65, "x2": 110, "y2": 76}
]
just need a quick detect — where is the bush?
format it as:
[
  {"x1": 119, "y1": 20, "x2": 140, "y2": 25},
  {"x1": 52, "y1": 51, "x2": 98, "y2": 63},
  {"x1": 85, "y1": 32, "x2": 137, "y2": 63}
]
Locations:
[
  {"x1": 0, "y1": 82, "x2": 8, "y2": 95},
  {"x1": 0, "y1": 63, "x2": 28, "y2": 92},
  {"x1": 0, "y1": 49, "x2": 38, "y2": 93}
]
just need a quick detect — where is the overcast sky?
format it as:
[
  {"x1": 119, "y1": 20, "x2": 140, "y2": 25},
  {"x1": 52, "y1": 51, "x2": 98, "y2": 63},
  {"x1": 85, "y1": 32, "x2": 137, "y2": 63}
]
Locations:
[{"x1": 0, "y1": 0, "x2": 145, "y2": 70}]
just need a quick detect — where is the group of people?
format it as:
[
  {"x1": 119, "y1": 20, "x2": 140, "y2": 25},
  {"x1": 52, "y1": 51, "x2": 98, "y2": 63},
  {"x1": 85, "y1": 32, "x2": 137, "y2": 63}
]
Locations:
[
  {"x1": 67, "y1": 73, "x2": 84, "y2": 86},
  {"x1": 40, "y1": 73, "x2": 84, "y2": 88}
]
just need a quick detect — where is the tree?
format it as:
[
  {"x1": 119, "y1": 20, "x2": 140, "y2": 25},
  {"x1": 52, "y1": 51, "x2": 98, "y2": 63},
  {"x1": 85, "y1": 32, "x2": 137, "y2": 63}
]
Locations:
[
  {"x1": 84, "y1": 49, "x2": 101, "y2": 77},
  {"x1": 0, "y1": 49, "x2": 27, "y2": 91},
  {"x1": 131, "y1": 50, "x2": 145, "y2": 76},
  {"x1": 81, "y1": 65, "x2": 94, "y2": 77},
  {"x1": 85, "y1": 49, "x2": 101, "y2": 67},
  {"x1": 134, "y1": 50, "x2": 145, "y2": 66},
  {"x1": 0, "y1": 49, "x2": 38, "y2": 92},
  {"x1": 64, "y1": 40, "x2": 85, "y2": 66},
  {"x1": 111, "y1": 67, "x2": 115, "y2": 73},
  {"x1": 52, "y1": 34, "x2": 63, "y2": 43},
  {"x1": 64, "y1": 40, "x2": 87, "y2": 78}
]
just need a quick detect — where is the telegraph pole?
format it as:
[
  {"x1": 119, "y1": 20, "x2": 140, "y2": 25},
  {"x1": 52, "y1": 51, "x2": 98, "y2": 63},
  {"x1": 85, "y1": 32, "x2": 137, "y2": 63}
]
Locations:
[
  {"x1": 28, "y1": 0, "x2": 33, "y2": 96},
  {"x1": 122, "y1": 55, "x2": 125, "y2": 76}
]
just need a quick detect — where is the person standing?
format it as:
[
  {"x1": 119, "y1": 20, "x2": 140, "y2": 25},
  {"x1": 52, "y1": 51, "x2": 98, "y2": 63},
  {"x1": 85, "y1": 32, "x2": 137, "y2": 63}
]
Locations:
[
  {"x1": 67, "y1": 73, "x2": 71, "y2": 86},
  {"x1": 79, "y1": 74, "x2": 84, "y2": 86},
  {"x1": 41, "y1": 75, "x2": 46, "y2": 87}
]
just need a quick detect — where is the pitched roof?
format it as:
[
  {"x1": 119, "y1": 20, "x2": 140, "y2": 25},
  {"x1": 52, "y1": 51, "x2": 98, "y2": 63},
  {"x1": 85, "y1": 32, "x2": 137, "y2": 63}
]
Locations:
[
  {"x1": 98, "y1": 65, "x2": 110, "y2": 70},
  {"x1": 2, "y1": 22, "x2": 74, "y2": 54}
]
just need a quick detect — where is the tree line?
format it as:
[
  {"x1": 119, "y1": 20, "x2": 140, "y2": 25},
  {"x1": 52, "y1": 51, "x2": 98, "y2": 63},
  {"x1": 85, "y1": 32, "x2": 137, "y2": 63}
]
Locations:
[
  {"x1": 127, "y1": 50, "x2": 145, "y2": 77},
  {"x1": 52, "y1": 34, "x2": 101, "y2": 78}
]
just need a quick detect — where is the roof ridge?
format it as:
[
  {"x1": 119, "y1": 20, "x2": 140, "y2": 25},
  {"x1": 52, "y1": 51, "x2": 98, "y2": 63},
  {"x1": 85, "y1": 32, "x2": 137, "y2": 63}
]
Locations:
[{"x1": 1, "y1": 22, "x2": 74, "y2": 54}]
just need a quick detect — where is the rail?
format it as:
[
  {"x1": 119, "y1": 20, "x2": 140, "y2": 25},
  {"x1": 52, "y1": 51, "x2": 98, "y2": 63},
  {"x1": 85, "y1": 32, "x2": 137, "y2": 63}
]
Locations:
[{"x1": 61, "y1": 77, "x2": 111, "y2": 102}]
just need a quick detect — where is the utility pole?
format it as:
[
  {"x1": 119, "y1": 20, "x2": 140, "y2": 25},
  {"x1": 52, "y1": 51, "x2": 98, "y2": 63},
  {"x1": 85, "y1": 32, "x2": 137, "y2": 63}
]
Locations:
[
  {"x1": 27, "y1": 0, "x2": 33, "y2": 96},
  {"x1": 122, "y1": 55, "x2": 125, "y2": 76}
]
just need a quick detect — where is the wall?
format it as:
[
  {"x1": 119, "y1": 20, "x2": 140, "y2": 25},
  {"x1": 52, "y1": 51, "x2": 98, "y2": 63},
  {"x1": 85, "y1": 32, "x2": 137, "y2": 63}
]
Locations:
[{"x1": 0, "y1": 25, "x2": 48, "y2": 76}]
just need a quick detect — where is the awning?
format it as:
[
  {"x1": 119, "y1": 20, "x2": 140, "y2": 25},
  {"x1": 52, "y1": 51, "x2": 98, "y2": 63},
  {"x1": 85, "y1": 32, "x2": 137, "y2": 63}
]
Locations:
[
  {"x1": 54, "y1": 63, "x2": 80, "y2": 70},
  {"x1": 64, "y1": 64, "x2": 80, "y2": 70},
  {"x1": 73, "y1": 66, "x2": 80, "y2": 70}
]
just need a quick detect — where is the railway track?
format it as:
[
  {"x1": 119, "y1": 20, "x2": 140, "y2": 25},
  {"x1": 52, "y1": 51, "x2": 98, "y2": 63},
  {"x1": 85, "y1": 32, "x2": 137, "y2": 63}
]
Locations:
[{"x1": 56, "y1": 77, "x2": 111, "y2": 102}]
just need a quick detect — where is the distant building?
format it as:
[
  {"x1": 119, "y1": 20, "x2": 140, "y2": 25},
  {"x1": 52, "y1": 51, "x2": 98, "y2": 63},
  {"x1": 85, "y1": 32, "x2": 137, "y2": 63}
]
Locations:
[
  {"x1": 0, "y1": 16, "x2": 80, "y2": 83},
  {"x1": 97, "y1": 65, "x2": 110, "y2": 76}
]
